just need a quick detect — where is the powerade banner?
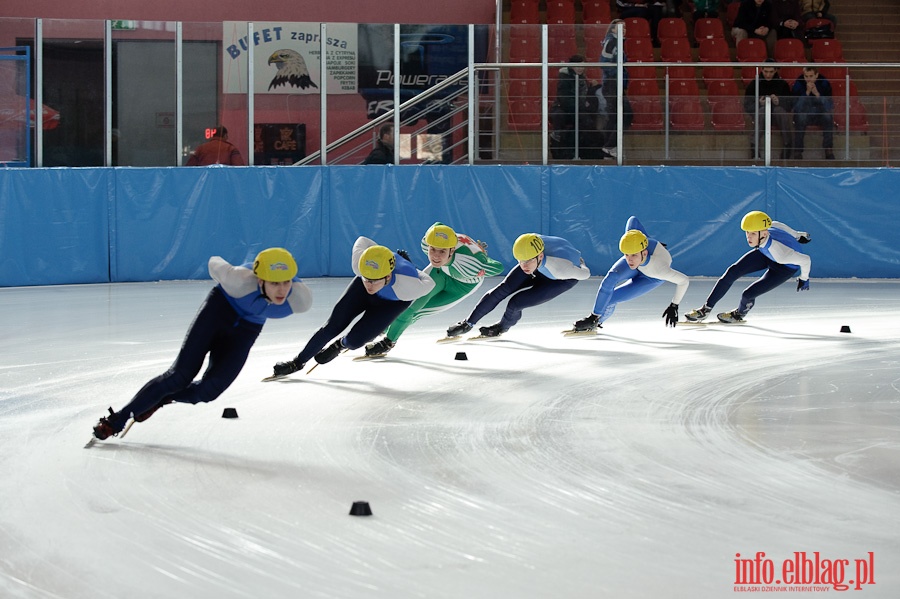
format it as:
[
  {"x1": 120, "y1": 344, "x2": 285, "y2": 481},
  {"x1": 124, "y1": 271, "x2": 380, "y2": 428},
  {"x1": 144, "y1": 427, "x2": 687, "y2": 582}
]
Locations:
[
  {"x1": 357, "y1": 24, "x2": 488, "y2": 120},
  {"x1": 222, "y1": 22, "x2": 358, "y2": 95}
]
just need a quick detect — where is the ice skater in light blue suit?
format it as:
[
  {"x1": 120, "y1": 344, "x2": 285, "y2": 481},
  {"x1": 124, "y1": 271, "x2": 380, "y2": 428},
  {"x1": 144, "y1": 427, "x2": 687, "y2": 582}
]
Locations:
[{"x1": 571, "y1": 216, "x2": 690, "y2": 332}]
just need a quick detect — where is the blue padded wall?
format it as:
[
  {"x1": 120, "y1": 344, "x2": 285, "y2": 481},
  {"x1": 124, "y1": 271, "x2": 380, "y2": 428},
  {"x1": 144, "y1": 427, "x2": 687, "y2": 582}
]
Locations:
[{"x1": 1, "y1": 165, "x2": 898, "y2": 287}]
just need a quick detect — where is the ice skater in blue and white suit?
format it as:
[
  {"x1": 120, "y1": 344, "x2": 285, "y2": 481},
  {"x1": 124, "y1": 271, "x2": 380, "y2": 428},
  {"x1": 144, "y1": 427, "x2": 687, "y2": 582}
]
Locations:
[
  {"x1": 685, "y1": 210, "x2": 812, "y2": 324},
  {"x1": 571, "y1": 216, "x2": 690, "y2": 332},
  {"x1": 446, "y1": 232, "x2": 591, "y2": 338}
]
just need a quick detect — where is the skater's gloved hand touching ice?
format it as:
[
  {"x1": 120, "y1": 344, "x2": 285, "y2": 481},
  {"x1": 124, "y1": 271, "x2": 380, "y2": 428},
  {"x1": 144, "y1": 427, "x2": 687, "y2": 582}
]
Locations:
[
  {"x1": 797, "y1": 279, "x2": 810, "y2": 292},
  {"x1": 662, "y1": 303, "x2": 678, "y2": 327}
]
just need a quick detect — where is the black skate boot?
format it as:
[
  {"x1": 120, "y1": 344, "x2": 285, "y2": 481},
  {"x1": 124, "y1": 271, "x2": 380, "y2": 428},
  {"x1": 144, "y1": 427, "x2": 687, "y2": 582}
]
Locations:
[
  {"x1": 273, "y1": 357, "x2": 304, "y2": 377},
  {"x1": 315, "y1": 339, "x2": 345, "y2": 364},
  {"x1": 684, "y1": 305, "x2": 711, "y2": 322},
  {"x1": 478, "y1": 323, "x2": 507, "y2": 338},
  {"x1": 365, "y1": 337, "x2": 395, "y2": 357},
  {"x1": 446, "y1": 321, "x2": 473, "y2": 337},
  {"x1": 92, "y1": 407, "x2": 122, "y2": 440},
  {"x1": 572, "y1": 314, "x2": 600, "y2": 332},
  {"x1": 717, "y1": 310, "x2": 746, "y2": 323}
]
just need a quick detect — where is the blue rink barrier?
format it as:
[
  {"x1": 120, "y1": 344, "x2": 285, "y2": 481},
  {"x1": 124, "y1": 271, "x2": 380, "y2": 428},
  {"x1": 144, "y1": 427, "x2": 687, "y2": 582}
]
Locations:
[{"x1": 1, "y1": 165, "x2": 898, "y2": 287}]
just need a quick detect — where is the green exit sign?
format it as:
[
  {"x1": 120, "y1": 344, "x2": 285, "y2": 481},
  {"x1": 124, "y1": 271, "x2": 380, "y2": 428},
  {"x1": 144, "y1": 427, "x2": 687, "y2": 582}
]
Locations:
[{"x1": 110, "y1": 20, "x2": 137, "y2": 31}]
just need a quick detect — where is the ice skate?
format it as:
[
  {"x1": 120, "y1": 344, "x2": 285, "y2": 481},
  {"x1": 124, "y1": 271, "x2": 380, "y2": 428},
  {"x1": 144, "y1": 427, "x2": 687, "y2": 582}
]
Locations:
[
  {"x1": 716, "y1": 310, "x2": 746, "y2": 324},
  {"x1": 684, "y1": 305, "x2": 710, "y2": 323},
  {"x1": 364, "y1": 337, "x2": 394, "y2": 357},
  {"x1": 469, "y1": 323, "x2": 507, "y2": 340}
]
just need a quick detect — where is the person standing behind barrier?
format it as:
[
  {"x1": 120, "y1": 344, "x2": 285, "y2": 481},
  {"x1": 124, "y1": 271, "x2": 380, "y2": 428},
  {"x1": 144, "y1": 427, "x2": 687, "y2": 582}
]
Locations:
[
  {"x1": 445, "y1": 233, "x2": 591, "y2": 339},
  {"x1": 186, "y1": 126, "x2": 244, "y2": 166},
  {"x1": 362, "y1": 124, "x2": 395, "y2": 164},
  {"x1": 744, "y1": 61, "x2": 794, "y2": 159},
  {"x1": 597, "y1": 20, "x2": 632, "y2": 160},
  {"x1": 791, "y1": 66, "x2": 834, "y2": 160},
  {"x1": 550, "y1": 55, "x2": 597, "y2": 160}
]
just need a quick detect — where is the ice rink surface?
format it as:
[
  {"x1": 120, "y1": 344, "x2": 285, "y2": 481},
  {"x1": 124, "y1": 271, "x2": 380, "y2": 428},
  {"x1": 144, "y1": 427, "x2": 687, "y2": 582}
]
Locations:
[{"x1": 1, "y1": 276, "x2": 898, "y2": 598}]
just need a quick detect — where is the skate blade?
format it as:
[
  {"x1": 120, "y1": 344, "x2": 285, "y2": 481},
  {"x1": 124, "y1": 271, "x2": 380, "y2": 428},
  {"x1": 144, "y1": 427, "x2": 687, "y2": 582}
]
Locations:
[
  {"x1": 261, "y1": 374, "x2": 286, "y2": 382},
  {"x1": 562, "y1": 329, "x2": 599, "y2": 337},
  {"x1": 467, "y1": 334, "x2": 501, "y2": 341},
  {"x1": 353, "y1": 354, "x2": 387, "y2": 361},
  {"x1": 118, "y1": 418, "x2": 136, "y2": 439},
  {"x1": 84, "y1": 437, "x2": 98, "y2": 449},
  {"x1": 436, "y1": 336, "x2": 461, "y2": 344}
]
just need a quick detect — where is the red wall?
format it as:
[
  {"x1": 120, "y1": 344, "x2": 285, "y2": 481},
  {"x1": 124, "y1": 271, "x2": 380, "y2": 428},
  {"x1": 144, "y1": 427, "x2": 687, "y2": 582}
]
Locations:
[{"x1": 2, "y1": 1, "x2": 497, "y2": 24}]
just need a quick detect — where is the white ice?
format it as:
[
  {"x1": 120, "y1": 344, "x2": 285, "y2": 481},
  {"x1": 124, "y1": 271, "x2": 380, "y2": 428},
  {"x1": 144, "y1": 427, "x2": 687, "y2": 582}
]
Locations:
[{"x1": 1, "y1": 277, "x2": 898, "y2": 598}]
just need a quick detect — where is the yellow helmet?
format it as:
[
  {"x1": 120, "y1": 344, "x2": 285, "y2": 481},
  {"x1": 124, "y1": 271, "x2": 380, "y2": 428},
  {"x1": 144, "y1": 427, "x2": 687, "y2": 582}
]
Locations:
[
  {"x1": 424, "y1": 223, "x2": 458, "y2": 249},
  {"x1": 253, "y1": 248, "x2": 297, "y2": 282},
  {"x1": 513, "y1": 233, "x2": 544, "y2": 261},
  {"x1": 619, "y1": 229, "x2": 649, "y2": 255},
  {"x1": 359, "y1": 245, "x2": 395, "y2": 279},
  {"x1": 741, "y1": 211, "x2": 772, "y2": 232}
]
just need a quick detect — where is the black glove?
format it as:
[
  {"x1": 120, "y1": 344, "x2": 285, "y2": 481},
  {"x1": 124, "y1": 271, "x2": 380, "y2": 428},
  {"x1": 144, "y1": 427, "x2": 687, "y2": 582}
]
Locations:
[
  {"x1": 447, "y1": 321, "x2": 473, "y2": 337},
  {"x1": 572, "y1": 314, "x2": 600, "y2": 332},
  {"x1": 798, "y1": 233, "x2": 811, "y2": 244},
  {"x1": 273, "y1": 358, "x2": 302, "y2": 377},
  {"x1": 396, "y1": 249, "x2": 411, "y2": 261},
  {"x1": 797, "y1": 278, "x2": 810, "y2": 292},
  {"x1": 662, "y1": 303, "x2": 678, "y2": 327}
]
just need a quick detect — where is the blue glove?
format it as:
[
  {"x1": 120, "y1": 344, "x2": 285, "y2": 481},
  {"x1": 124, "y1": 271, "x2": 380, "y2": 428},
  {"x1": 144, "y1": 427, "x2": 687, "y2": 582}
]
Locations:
[{"x1": 797, "y1": 278, "x2": 810, "y2": 292}]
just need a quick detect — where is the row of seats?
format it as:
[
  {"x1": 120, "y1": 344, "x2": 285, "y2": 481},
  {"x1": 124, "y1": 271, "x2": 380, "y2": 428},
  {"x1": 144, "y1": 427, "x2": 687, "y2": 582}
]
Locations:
[
  {"x1": 505, "y1": 5, "x2": 866, "y2": 133},
  {"x1": 510, "y1": 0, "x2": 611, "y2": 26}
]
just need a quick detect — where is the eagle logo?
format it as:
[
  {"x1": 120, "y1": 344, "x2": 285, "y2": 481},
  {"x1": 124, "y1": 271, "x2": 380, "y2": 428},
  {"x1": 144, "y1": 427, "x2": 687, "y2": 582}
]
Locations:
[{"x1": 267, "y1": 49, "x2": 319, "y2": 91}]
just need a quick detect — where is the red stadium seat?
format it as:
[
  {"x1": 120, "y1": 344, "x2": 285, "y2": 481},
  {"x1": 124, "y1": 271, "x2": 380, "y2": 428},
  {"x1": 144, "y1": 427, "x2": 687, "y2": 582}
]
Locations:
[
  {"x1": 548, "y1": 31, "x2": 578, "y2": 64},
  {"x1": 833, "y1": 97, "x2": 869, "y2": 133},
  {"x1": 774, "y1": 38, "x2": 806, "y2": 63},
  {"x1": 694, "y1": 18, "x2": 725, "y2": 42},
  {"x1": 582, "y1": 0, "x2": 612, "y2": 25},
  {"x1": 669, "y1": 94, "x2": 705, "y2": 131},
  {"x1": 737, "y1": 38, "x2": 767, "y2": 84},
  {"x1": 698, "y1": 39, "x2": 733, "y2": 84},
  {"x1": 630, "y1": 96, "x2": 665, "y2": 130},
  {"x1": 509, "y1": 34, "x2": 540, "y2": 62},
  {"x1": 507, "y1": 98, "x2": 543, "y2": 130},
  {"x1": 509, "y1": 0, "x2": 540, "y2": 25},
  {"x1": 811, "y1": 39, "x2": 844, "y2": 62},
  {"x1": 630, "y1": 66, "x2": 660, "y2": 93},
  {"x1": 624, "y1": 17, "x2": 651, "y2": 41},
  {"x1": 660, "y1": 38, "x2": 692, "y2": 62},
  {"x1": 698, "y1": 38, "x2": 731, "y2": 62},
  {"x1": 658, "y1": 18, "x2": 689, "y2": 43},
  {"x1": 624, "y1": 37, "x2": 655, "y2": 63},
  {"x1": 709, "y1": 97, "x2": 746, "y2": 130},
  {"x1": 706, "y1": 78, "x2": 740, "y2": 100},
  {"x1": 546, "y1": 0, "x2": 576, "y2": 25}
]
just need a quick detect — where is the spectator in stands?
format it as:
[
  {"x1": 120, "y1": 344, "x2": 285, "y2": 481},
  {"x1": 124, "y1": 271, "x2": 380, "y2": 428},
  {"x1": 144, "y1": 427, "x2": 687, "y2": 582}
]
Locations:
[
  {"x1": 770, "y1": 0, "x2": 804, "y2": 44},
  {"x1": 800, "y1": 0, "x2": 836, "y2": 27},
  {"x1": 550, "y1": 55, "x2": 598, "y2": 159},
  {"x1": 791, "y1": 66, "x2": 834, "y2": 159},
  {"x1": 692, "y1": 0, "x2": 720, "y2": 20},
  {"x1": 732, "y1": 0, "x2": 777, "y2": 57},
  {"x1": 744, "y1": 61, "x2": 794, "y2": 159},
  {"x1": 596, "y1": 20, "x2": 633, "y2": 159},
  {"x1": 186, "y1": 126, "x2": 244, "y2": 166},
  {"x1": 362, "y1": 123, "x2": 395, "y2": 164},
  {"x1": 616, "y1": 1, "x2": 666, "y2": 47}
]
